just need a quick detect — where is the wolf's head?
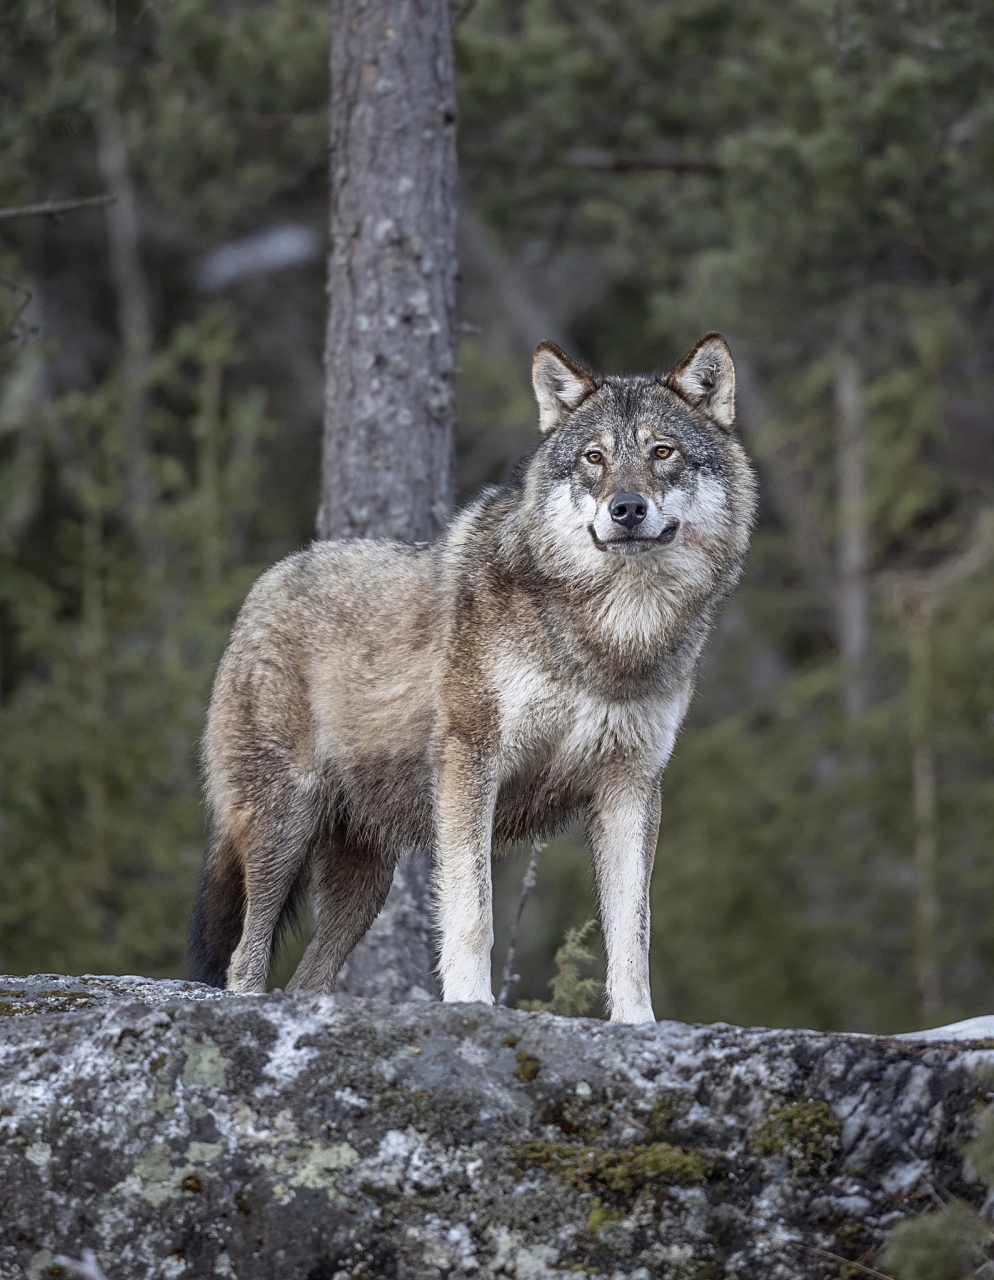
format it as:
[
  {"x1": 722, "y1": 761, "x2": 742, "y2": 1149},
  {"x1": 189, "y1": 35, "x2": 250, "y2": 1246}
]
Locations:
[{"x1": 522, "y1": 334, "x2": 756, "y2": 597}]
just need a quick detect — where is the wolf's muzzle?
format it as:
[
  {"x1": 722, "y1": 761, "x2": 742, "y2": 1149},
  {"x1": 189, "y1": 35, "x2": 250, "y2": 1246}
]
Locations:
[{"x1": 609, "y1": 492, "x2": 648, "y2": 530}]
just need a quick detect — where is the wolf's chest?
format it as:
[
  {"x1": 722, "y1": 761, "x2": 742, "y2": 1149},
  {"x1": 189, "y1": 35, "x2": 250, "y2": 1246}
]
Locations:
[{"x1": 493, "y1": 659, "x2": 677, "y2": 775}]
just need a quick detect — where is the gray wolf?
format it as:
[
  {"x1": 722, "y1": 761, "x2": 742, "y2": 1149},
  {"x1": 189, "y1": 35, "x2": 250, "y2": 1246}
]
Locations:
[{"x1": 188, "y1": 333, "x2": 756, "y2": 1022}]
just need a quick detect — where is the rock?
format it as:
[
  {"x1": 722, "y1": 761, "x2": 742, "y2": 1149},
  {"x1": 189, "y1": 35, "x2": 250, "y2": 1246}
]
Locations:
[{"x1": 0, "y1": 974, "x2": 992, "y2": 1280}]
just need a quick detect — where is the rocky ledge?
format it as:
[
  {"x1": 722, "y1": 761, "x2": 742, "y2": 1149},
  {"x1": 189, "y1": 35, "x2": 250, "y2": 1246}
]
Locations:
[{"x1": 1, "y1": 975, "x2": 993, "y2": 1280}]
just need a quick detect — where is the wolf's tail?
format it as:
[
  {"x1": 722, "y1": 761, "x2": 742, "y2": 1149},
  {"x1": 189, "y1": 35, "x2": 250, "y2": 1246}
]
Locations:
[{"x1": 188, "y1": 825, "x2": 246, "y2": 987}]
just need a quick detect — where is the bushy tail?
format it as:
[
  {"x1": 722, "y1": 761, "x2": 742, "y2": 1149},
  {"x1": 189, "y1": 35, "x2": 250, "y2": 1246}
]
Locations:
[{"x1": 188, "y1": 827, "x2": 246, "y2": 987}]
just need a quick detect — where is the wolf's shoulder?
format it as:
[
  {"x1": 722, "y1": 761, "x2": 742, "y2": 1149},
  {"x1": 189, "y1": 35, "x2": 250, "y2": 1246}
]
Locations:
[
  {"x1": 240, "y1": 538, "x2": 437, "y2": 619},
  {"x1": 271, "y1": 536, "x2": 431, "y2": 576}
]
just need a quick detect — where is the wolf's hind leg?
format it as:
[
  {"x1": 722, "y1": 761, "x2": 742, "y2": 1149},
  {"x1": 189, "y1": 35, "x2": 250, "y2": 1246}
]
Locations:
[
  {"x1": 286, "y1": 825, "x2": 396, "y2": 994},
  {"x1": 225, "y1": 783, "x2": 320, "y2": 994}
]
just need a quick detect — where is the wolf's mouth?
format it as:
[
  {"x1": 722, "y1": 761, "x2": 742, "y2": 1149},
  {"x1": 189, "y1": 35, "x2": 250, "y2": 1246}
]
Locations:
[{"x1": 589, "y1": 521, "x2": 680, "y2": 554}]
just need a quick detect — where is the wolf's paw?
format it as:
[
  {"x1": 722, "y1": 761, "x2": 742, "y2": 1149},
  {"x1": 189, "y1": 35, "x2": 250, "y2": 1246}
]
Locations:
[
  {"x1": 440, "y1": 975, "x2": 495, "y2": 1006},
  {"x1": 609, "y1": 1002, "x2": 656, "y2": 1025}
]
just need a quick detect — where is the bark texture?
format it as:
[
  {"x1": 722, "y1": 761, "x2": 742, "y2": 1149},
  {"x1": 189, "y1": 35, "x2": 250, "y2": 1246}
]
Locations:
[
  {"x1": 319, "y1": 0, "x2": 457, "y2": 543},
  {"x1": 2, "y1": 975, "x2": 993, "y2": 1280}
]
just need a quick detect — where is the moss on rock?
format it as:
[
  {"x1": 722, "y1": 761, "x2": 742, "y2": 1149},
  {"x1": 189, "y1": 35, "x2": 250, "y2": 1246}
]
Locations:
[
  {"x1": 514, "y1": 1049, "x2": 541, "y2": 1081},
  {"x1": 518, "y1": 1138, "x2": 710, "y2": 1197},
  {"x1": 752, "y1": 1099, "x2": 841, "y2": 1176},
  {"x1": 586, "y1": 1197, "x2": 621, "y2": 1236}
]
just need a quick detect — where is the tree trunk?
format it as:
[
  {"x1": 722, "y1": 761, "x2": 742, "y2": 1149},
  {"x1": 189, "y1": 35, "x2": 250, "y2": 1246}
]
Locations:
[
  {"x1": 833, "y1": 346, "x2": 870, "y2": 720},
  {"x1": 95, "y1": 99, "x2": 157, "y2": 560},
  {"x1": 896, "y1": 579, "x2": 940, "y2": 1021},
  {"x1": 320, "y1": 0, "x2": 458, "y2": 999},
  {"x1": 319, "y1": 0, "x2": 457, "y2": 544}
]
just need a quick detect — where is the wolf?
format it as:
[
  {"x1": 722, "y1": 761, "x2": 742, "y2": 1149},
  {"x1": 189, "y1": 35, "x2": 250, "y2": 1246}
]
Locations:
[{"x1": 188, "y1": 333, "x2": 756, "y2": 1022}]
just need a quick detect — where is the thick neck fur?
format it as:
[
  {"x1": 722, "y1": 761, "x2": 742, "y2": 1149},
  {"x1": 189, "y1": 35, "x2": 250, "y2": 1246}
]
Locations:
[
  {"x1": 438, "y1": 369, "x2": 756, "y2": 704},
  {"x1": 445, "y1": 482, "x2": 731, "y2": 702}
]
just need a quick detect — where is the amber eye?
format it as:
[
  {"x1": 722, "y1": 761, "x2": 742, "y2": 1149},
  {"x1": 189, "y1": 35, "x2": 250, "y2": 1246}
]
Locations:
[
  {"x1": 584, "y1": 450, "x2": 604, "y2": 465},
  {"x1": 653, "y1": 444, "x2": 675, "y2": 460}
]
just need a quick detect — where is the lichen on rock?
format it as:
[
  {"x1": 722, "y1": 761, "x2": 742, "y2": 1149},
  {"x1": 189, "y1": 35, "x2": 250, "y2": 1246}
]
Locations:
[{"x1": 0, "y1": 974, "x2": 992, "y2": 1279}]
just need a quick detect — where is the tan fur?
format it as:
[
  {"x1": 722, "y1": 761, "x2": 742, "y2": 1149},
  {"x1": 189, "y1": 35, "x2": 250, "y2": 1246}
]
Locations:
[{"x1": 190, "y1": 335, "x2": 758, "y2": 1021}]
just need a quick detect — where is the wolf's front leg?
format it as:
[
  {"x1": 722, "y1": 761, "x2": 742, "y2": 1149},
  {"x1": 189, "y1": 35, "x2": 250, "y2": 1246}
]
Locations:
[
  {"x1": 434, "y1": 737, "x2": 498, "y2": 1005},
  {"x1": 587, "y1": 774, "x2": 661, "y2": 1023}
]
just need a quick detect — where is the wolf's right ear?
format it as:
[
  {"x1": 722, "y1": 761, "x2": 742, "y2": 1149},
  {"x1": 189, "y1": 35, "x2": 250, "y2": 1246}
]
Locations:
[{"x1": 532, "y1": 341, "x2": 598, "y2": 436}]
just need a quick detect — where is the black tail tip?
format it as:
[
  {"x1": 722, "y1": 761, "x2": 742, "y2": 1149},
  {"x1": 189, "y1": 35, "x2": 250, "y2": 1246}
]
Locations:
[
  {"x1": 187, "y1": 889, "x2": 234, "y2": 987},
  {"x1": 186, "y1": 936, "x2": 230, "y2": 988},
  {"x1": 187, "y1": 835, "x2": 246, "y2": 988}
]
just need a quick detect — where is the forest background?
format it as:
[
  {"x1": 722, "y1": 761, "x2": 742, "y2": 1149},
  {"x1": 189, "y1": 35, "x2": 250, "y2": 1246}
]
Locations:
[{"x1": 0, "y1": 0, "x2": 992, "y2": 1035}]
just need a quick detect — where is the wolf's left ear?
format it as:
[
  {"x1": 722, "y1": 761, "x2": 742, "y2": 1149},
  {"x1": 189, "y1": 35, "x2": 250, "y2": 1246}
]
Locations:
[
  {"x1": 532, "y1": 341, "x2": 598, "y2": 436},
  {"x1": 664, "y1": 333, "x2": 736, "y2": 430}
]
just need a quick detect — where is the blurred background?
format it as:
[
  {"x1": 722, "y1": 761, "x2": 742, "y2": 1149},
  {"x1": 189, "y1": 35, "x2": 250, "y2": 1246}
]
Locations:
[{"x1": 1, "y1": 0, "x2": 992, "y2": 1034}]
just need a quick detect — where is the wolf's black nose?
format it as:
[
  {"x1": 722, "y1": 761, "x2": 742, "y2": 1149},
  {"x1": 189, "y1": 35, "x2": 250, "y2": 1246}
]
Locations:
[{"x1": 609, "y1": 492, "x2": 648, "y2": 531}]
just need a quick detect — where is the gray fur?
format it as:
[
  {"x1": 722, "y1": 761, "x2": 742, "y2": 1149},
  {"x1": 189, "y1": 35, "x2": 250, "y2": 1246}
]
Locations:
[{"x1": 192, "y1": 334, "x2": 757, "y2": 1022}]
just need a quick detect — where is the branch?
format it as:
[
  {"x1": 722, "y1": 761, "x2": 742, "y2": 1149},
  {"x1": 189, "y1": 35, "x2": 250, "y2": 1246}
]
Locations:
[
  {"x1": 794, "y1": 1242, "x2": 894, "y2": 1280},
  {"x1": 929, "y1": 508, "x2": 994, "y2": 591},
  {"x1": 457, "y1": 198, "x2": 577, "y2": 362},
  {"x1": 497, "y1": 840, "x2": 544, "y2": 1006},
  {"x1": 0, "y1": 195, "x2": 115, "y2": 223},
  {"x1": 0, "y1": 274, "x2": 34, "y2": 346},
  {"x1": 566, "y1": 147, "x2": 719, "y2": 174},
  {"x1": 887, "y1": 508, "x2": 994, "y2": 618}
]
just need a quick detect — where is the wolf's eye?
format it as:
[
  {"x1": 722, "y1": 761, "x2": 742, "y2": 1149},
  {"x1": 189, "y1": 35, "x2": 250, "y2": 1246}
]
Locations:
[
  {"x1": 653, "y1": 445, "x2": 675, "y2": 460},
  {"x1": 584, "y1": 450, "x2": 604, "y2": 465}
]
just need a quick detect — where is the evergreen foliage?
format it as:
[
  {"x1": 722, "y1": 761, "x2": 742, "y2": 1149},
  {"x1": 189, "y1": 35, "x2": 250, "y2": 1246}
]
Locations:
[
  {"x1": 519, "y1": 919, "x2": 604, "y2": 1017},
  {"x1": 0, "y1": 0, "x2": 323, "y2": 973},
  {"x1": 882, "y1": 1101, "x2": 994, "y2": 1278},
  {"x1": 0, "y1": 309, "x2": 266, "y2": 974}
]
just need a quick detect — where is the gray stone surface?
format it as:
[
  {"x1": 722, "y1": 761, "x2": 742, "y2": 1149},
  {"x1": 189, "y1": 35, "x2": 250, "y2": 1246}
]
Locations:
[{"x1": 1, "y1": 975, "x2": 992, "y2": 1280}]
